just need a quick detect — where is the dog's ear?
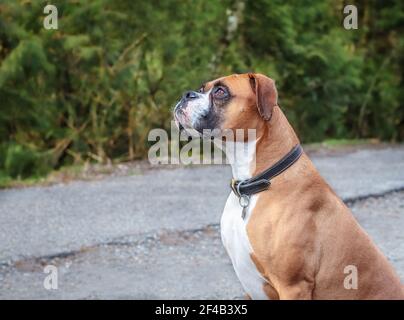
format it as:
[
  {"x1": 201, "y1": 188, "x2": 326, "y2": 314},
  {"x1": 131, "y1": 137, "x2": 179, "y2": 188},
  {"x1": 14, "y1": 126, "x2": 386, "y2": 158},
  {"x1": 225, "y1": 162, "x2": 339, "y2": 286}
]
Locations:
[{"x1": 248, "y1": 73, "x2": 278, "y2": 121}]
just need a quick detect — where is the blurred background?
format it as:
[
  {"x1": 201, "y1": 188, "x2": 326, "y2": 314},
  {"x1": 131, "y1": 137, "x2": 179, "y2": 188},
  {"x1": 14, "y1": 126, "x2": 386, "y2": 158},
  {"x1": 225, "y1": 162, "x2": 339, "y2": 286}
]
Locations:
[{"x1": 0, "y1": 0, "x2": 403, "y2": 186}]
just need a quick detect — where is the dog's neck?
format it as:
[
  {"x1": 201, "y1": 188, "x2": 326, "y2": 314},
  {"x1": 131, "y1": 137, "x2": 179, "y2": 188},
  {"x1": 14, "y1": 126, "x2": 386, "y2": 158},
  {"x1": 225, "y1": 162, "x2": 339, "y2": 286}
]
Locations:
[
  {"x1": 254, "y1": 106, "x2": 300, "y2": 176},
  {"x1": 221, "y1": 106, "x2": 300, "y2": 181},
  {"x1": 223, "y1": 139, "x2": 257, "y2": 181}
]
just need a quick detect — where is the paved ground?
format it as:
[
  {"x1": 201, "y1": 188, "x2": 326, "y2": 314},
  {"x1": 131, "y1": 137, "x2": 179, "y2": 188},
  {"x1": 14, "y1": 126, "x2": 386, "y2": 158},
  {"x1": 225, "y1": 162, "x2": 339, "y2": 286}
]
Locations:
[{"x1": 0, "y1": 145, "x2": 404, "y2": 299}]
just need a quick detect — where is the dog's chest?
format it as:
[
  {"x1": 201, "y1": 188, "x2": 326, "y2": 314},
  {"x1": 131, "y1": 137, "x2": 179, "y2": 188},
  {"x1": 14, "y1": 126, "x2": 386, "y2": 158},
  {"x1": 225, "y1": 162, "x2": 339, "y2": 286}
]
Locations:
[{"x1": 220, "y1": 193, "x2": 268, "y2": 299}]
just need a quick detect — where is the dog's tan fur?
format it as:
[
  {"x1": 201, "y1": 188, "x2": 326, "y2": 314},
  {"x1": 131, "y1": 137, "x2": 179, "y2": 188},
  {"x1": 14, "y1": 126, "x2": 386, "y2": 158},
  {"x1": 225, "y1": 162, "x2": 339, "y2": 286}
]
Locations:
[{"x1": 205, "y1": 73, "x2": 404, "y2": 299}]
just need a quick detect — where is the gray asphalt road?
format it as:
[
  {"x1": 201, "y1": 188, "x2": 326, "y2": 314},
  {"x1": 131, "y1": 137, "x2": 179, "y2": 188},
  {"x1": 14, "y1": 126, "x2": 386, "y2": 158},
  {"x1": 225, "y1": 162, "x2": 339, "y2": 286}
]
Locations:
[{"x1": 0, "y1": 145, "x2": 404, "y2": 299}]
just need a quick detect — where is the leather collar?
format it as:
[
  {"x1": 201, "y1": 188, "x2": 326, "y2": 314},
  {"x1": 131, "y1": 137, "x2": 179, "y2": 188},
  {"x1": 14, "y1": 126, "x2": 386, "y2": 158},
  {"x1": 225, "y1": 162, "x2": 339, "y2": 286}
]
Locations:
[{"x1": 230, "y1": 144, "x2": 303, "y2": 199}]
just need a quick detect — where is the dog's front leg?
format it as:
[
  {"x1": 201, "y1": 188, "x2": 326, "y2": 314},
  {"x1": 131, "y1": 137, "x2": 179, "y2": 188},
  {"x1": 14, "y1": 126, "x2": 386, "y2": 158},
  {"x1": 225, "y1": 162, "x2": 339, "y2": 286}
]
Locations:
[{"x1": 277, "y1": 281, "x2": 314, "y2": 300}]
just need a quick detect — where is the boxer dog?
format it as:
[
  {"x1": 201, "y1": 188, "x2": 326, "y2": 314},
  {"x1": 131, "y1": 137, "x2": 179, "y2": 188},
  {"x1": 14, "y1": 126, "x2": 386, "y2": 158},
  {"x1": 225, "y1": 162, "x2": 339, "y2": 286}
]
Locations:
[{"x1": 173, "y1": 73, "x2": 404, "y2": 299}]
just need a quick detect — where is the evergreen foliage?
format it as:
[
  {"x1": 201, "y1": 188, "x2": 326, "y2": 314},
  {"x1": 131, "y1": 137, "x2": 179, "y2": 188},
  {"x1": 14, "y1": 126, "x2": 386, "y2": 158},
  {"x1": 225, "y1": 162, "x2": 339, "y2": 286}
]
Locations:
[{"x1": 0, "y1": 0, "x2": 403, "y2": 179}]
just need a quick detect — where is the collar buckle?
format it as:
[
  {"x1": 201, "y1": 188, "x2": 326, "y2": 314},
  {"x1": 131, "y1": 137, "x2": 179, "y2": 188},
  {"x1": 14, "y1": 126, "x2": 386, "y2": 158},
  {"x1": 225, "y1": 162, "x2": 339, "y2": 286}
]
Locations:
[{"x1": 230, "y1": 178, "x2": 240, "y2": 197}]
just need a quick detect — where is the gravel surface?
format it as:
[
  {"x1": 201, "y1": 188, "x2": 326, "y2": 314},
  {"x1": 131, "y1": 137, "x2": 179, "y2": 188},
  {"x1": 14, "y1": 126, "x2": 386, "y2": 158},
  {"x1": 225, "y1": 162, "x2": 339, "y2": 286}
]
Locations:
[{"x1": 0, "y1": 145, "x2": 403, "y2": 299}]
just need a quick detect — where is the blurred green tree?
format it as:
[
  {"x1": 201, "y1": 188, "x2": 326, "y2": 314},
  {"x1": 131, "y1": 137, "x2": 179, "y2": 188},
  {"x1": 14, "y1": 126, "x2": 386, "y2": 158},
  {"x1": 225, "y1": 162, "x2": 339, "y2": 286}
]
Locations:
[{"x1": 0, "y1": 0, "x2": 402, "y2": 180}]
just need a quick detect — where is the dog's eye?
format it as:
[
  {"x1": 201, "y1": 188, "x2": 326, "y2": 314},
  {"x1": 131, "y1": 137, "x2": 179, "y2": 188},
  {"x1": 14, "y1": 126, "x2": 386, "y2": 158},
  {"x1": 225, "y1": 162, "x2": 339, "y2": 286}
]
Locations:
[{"x1": 213, "y1": 86, "x2": 227, "y2": 98}]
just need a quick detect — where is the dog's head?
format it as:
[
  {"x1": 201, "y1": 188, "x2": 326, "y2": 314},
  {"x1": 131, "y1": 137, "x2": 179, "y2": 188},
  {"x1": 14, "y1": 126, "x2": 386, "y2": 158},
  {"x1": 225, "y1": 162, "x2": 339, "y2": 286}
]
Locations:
[{"x1": 173, "y1": 73, "x2": 278, "y2": 137}]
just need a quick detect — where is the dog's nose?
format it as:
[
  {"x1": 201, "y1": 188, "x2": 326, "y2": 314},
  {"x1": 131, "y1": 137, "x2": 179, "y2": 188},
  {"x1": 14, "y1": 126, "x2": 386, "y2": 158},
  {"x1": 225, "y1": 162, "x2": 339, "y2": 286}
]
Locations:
[{"x1": 182, "y1": 91, "x2": 199, "y2": 101}]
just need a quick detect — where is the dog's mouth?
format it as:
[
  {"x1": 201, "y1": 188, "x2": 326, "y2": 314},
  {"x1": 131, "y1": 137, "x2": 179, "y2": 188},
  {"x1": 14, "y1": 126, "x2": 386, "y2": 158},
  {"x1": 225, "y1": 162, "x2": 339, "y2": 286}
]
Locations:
[
  {"x1": 173, "y1": 96, "x2": 221, "y2": 139},
  {"x1": 173, "y1": 102, "x2": 186, "y2": 131},
  {"x1": 173, "y1": 109, "x2": 182, "y2": 129},
  {"x1": 173, "y1": 103, "x2": 201, "y2": 139}
]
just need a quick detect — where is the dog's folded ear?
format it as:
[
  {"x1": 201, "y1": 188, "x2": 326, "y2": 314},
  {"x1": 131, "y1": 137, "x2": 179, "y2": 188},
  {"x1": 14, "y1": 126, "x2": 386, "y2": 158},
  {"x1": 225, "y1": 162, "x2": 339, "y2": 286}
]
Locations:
[{"x1": 248, "y1": 73, "x2": 278, "y2": 121}]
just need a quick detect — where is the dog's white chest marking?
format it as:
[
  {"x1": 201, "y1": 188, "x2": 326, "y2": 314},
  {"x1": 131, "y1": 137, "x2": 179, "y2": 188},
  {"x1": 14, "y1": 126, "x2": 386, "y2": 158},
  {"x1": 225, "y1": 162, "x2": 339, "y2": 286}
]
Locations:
[
  {"x1": 217, "y1": 139, "x2": 268, "y2": 299},
  {"x1": 220, "y1": 193, "x2": 269, "y2": 300}
]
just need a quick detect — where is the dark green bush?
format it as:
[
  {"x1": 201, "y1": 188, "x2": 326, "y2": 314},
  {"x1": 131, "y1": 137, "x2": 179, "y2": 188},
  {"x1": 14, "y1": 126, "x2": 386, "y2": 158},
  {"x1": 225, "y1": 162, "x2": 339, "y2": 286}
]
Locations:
[
  {"x1": 1, "y1": 143, "x2": 50, "y2": 178},
  {"x1": 0, "y1": 0, "x2": 403, "y2": 180}
]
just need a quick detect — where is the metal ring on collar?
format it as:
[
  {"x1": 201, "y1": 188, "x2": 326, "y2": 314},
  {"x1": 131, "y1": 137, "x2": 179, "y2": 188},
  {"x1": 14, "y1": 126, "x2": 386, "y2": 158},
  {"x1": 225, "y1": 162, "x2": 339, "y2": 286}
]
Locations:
[
  {"x1": 236, "y1": 181, "x2": 250, "y2": 208},
  {"x1": 239, "y1": 194, "x2": 250, "y2": 208},
  {"x1": 236, "y1": 180, "x2": 244, "y2": 198}
]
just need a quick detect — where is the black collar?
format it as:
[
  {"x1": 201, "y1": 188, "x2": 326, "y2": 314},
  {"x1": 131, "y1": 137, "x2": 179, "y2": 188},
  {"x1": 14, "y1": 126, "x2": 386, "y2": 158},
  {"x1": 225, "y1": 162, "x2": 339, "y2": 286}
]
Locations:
[{"x1": 230, "y1": 144, "x2": 303, "y2": 199}]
